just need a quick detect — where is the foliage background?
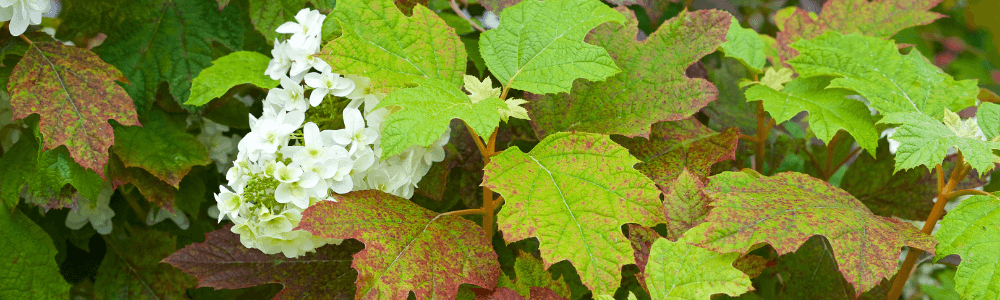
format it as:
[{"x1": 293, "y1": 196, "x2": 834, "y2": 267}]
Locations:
[{"x1": 1, "y1": 0, "x2": 999, "y2": 299}]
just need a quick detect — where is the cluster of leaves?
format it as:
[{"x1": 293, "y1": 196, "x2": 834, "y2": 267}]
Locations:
[{"x1": 2, "y1": 0, "x2": 1000, "y2": 299}]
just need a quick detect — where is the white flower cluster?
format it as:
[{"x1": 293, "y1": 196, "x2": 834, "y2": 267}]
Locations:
[
  {"x1": 215, "y1": 8, "x2": 449, "y2": 257},
  {"x1": 1, "y1": 0, "x2": 51, "y2": 36}
]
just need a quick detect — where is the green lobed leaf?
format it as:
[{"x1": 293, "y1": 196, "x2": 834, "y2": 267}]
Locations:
[
  {"x1": 373, "y1": 78, "x2": 505, "y2": 159},
  {"x1": 979, "y1": 102, "x2": 1000, "y2": 141},
  {"x1": 112, "y1": 109, "x2": 212, "y2": 187},
  {"x1": 295, "y1": 190, "x2": 501, "y2": 299},
  {"x1": 319, "y1": 0, "x2": 467, "y2": 93},
  {"x1": 880, "y1": 112, "x2": 1000, "y2": 174},
  {"x1": 933, "y1": 195, "x2": 1000, "y2": 299},
  {"x1": 8, "y1": 41, "x2": 140, "y2": 178},
  {"x1": 479, "y1": 0, "x2": 624, "y2": 95},
  {"x1": 645, "y1": 238, "x2": 753, "y2": 299},
  {"x1": 720, "y1": 17, "x2": 766, "y2": 74},
  {"x1": 186, "y1": 51, "x2": 279, "y2": 106},
  {"x1": 525, "y1": 9, "x2": 730, "y2": 138},
  {"x1": 775, "y1": 0, "x2": 943, "y2": 62},
  {"x1": 94, "y1": 229, "x2": 196, "y2": 299},
  {"x1": 163, "y1": 225, "x2": 362, "y2": 299},
  {"x1": 483, "y1": 132, "x2": 664, "y2": 295},
  {"x1": 680, "y1": 171, "x2": 936, "y2": 296},
  {"x1": 0, "y1": 136, "x2": 104, "y2": 211},
  {"x1": 611, "y1": 118, "x2": 739, "y2": 194},
  {"x1": 94, "y1": 0, "x2": 244, "y2": 111},
  {"x1": 745, "y1": 76, "x2": 879, "y2": 154},
  {"x1": 0, "y1": 210, "x2": 71, "y2": 299},
  {"x1": 789, "y1": 32, "x2": 978, "y2": 119}
]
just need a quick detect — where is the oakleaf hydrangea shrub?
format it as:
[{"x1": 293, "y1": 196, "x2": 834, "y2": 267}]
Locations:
[{"x1": 1, "y1": 0, "x2": 999, "y2": 299}]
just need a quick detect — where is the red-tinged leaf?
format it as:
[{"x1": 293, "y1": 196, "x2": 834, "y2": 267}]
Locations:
[
  {"x1": 775, "y1": 236, "x2": 892, "y2": 299},
  {"x1": 775, "y1": 0, "x2": 943, "y2": 62},
  {"x1": 625, "y1": 224, "x2": 659, "y2": 291},
  {"x1": 626, "y1": 224, "x2": 659, "y2": 272},
  {"x1": 526, "y1": 9, "x2": 730, "y2": 139},
  {"x1": 94, "y1": 229, "x2": 196, "y2": 299},
  {"x1": 732, "y1": 254, "x2": 770, "y2": 278},
  {"x1": 612, "y1": 119, "x2": 740, "y2": 193},
  {"x1": 8, "y1": 41, "x2": 140, "y2": 178},
  {"x1": 295, "y1": 190, "x2": 501, "y2": 300},
  {"x1": 112, "y1": 109, "x2": 211, "y2": 187},
  {"x1": 162, "y1": 225, "x2": 362, "y2": 299},
  {"x1": 480, "y1": 0, "x2": 521, "y2": 13},
  {"x1": 528, "y1": 287, "x2": 568, "y2": 300},
  {"x1": 482, "y1": 288, "x2": 524, "y2": 300},
  {"x1": 661, "y1": 168, "x2": 712, "y2": 240},
  {"x1": 680, "y1": 171, "x2": 936, "y2": 296}
]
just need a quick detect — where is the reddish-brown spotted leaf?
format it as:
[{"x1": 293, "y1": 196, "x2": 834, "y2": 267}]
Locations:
[
  {"x1": 732, "y1": 254, "x2": 771, "y2": 278},
  {"x1": 661, "y1": 169, "x2": 712, "y2": 240},
  {"x1": 480, "y1": 0, "x2": 521, "y2": 13},
  {"x1": 776, "y1": 236, "x2": 892, "y2": 299},
  {"x1": 776, "y1": 0, "x2": 943, "y2": 62},
  {"x1": 525, "y1": 9, "x2": 729, "y2": 139},
  {"x1": 162, "y1": 225, "x2": 361, "y2": 299},
  {"x1": 611, "y1": 118, "x2": 739, "y2": 194},
  {"x1": 8, "y1": 41, "x2": 140, "y2": 178},
  {"x1": 626, "y1": 224, "x2": 659, "y2": 272},
  {"x1": 680, "y1": 171, "x2": 936, "y2": 296},
  {"x1": 296, "y1": 190, "x2": 501, "y2": 300}
]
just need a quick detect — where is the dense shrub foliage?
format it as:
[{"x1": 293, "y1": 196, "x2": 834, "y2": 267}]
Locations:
[{"x1": 1, "y1": 0, "x2": 1000, "y2": 299}]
